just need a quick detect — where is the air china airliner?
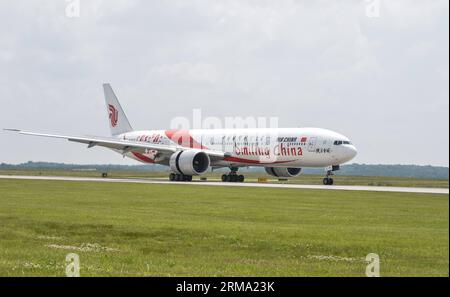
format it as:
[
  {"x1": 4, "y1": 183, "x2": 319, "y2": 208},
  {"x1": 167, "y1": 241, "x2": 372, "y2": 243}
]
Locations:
[{"x1": 6, "y1": 84, "x2": 357, "y2": 185}]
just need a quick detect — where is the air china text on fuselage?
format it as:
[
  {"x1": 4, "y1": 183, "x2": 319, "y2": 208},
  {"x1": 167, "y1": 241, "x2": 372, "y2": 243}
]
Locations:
[
  {"x1": 6, "y1": 84, "x2": 357, "y2": 185},
  {"x1": 131, "y1": 133, "x2": 307, "y2": 157}
]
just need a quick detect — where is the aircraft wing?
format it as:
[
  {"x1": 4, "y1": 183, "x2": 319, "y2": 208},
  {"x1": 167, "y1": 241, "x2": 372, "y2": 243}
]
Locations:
[{"x1": 4, "y1": 129, "x2": 225, "y2": 159}]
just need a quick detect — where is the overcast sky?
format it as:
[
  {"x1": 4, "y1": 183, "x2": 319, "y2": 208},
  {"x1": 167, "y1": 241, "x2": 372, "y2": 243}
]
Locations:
[{"x1": 0, "y1": 0, "x2": 448, "y2": 166}]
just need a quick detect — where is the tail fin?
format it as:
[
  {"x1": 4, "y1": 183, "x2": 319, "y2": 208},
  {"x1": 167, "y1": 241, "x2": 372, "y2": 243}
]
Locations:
[{"x1": 103, "y1": 83, "x2": 133, "y2": 136}]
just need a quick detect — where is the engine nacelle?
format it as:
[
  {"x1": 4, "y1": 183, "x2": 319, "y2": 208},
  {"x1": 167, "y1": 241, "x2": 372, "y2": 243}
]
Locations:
[
  {"x1": 169, "y1": 150, "x2": 210, "y2": 176},
  {"x1": 265, "y1": 167, "x2": 302, "y2": 178}
]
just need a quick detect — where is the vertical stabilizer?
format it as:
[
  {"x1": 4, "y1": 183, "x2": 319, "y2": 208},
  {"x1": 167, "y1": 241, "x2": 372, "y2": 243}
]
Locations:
[{"x1": 103, "y1": 84, "x2": 133, "y2": 136}]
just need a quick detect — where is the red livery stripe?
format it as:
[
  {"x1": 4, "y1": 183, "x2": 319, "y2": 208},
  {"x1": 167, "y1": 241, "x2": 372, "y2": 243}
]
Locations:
[{"x1": 132, "y1": 152, "x2": 155, "y2": 163}]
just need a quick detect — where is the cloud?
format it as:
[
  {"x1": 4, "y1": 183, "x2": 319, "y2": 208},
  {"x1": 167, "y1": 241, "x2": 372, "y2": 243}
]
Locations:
[
  {"x1": 0, "y1": 0, "x2": 448, "y2": 165},
  {"x1": 148, "y1": 62, "x2": 219, "y2": 84}
]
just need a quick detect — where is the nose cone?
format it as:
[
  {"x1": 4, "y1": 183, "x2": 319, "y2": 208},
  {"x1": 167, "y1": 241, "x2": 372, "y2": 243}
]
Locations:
[{"x1": 345, "y1": 145, "x2": 358, "y2": 161}]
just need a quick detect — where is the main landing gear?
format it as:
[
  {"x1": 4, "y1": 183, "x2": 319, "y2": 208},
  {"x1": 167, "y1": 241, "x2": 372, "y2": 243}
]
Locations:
[
  {"x1": 323, "y1": 165, "x2": 340, "y2": 185},
  {"x1": 169, "y1": 173, "x2": 193, "y2": 182},
  {"x1": 221, "y1": 167, "x2": 245, "y2": 183}
]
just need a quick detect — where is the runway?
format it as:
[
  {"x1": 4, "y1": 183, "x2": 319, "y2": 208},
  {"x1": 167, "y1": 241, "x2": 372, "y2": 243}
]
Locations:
[{"x1": 0, "y1": 175, "x2": 448, "y2": 194}]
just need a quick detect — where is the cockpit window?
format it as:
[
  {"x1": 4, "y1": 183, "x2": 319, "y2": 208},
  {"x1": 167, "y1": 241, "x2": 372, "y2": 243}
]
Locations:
[{"x1": 334, "y1": 140, "x2": 351, "y2": 145}]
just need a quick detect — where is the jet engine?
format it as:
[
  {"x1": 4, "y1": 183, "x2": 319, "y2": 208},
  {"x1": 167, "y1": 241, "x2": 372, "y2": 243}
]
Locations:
[
  {"x1": 169, "y1": 150, "x2": 210, "y2": 176},
  {"x1": 265, "y1": 167, "x2": 302, "y2": 178}
]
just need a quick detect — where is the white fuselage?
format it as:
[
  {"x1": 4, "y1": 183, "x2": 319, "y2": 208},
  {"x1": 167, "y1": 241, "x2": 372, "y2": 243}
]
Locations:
[{"x1": 120, "y1": 127, "x2": 358, "y2": 168}]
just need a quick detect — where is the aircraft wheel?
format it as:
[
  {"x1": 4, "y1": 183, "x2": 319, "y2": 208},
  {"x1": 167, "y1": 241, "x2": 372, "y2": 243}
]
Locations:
[
  {"x1": 185, "y1": 175, "x2": 193, "y2": 182},
  {"x1": 222, "y1": 174, "x2": 228, "y2": 182},
  {"x1": 238, "y1": 175, "x2": 245, "y2": 183},
  {"x1": 169, "y1": 173, "x2": 176, "y2": 181},
  {"x1": 230, "y1": 175, "x2": 238, "y2": 183},
  {"x1": 323, "y1": 178, "x2": 334, "y2": 185}
]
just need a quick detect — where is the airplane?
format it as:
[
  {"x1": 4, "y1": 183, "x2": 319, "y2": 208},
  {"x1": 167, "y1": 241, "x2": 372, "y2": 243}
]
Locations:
[{"x1": 6, "y1": 84, "x2": 358, "y2": 185}]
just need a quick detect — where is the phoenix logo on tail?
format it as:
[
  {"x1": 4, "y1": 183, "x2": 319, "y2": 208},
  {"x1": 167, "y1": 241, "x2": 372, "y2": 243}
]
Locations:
[{"x1": 108, "y1": 104, "x2": 118, "y2": 127}]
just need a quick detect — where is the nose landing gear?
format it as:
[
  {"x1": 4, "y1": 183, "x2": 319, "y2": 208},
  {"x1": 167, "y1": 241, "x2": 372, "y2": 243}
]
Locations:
[
  {"x1": 323, "y1": 165, "x2": 340, "y2": 185},
  {"x1": 221, "y1": 167, "x2": 245, "y2": 183},
  {"x1": 323, "y1": 176, "x2": 334, "y2": 185}
]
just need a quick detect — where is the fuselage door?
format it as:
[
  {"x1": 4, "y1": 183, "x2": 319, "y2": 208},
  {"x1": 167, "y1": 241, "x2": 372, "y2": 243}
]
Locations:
[{"x1": 308, "y1": 137, "x2": 317, "y2": 152}]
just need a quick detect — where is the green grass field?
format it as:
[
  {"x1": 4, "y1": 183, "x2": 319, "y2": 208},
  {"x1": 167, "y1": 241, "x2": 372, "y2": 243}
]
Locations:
[
  {"x1": 0, "y1": 179, "x2": 448, "y2": 277},
  {"x1": 0, "y1": 169, "x2": 448, "y2": 188}
]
